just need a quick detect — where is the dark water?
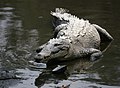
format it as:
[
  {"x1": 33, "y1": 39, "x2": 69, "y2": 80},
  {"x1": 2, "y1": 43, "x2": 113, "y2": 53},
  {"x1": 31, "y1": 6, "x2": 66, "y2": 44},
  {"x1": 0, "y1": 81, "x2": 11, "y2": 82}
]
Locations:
[{"x1": 0, "y1": 0, "x2": 120, "y2": 88}]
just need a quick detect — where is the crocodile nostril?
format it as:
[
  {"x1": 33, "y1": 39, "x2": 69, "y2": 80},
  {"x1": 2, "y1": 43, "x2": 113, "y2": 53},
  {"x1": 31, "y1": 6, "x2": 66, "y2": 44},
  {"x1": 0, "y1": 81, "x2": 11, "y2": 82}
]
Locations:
[{"x1": 38, "y1": 54, "x2": 41, "y2": 56}]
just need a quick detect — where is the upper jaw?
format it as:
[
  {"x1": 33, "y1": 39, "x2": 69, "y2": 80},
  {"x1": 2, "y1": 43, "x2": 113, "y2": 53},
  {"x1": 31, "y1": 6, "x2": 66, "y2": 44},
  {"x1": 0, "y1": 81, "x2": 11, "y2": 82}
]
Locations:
[{"x1": 34, "y1": 54, "x2": 50, "y2": 63}]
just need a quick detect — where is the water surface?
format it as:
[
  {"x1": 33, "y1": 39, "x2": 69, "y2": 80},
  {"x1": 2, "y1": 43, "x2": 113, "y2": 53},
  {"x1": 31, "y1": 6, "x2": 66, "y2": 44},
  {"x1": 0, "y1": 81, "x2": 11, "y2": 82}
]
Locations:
[{"x1": 0, "y1": 0, "x2": 120, "y2": 88}]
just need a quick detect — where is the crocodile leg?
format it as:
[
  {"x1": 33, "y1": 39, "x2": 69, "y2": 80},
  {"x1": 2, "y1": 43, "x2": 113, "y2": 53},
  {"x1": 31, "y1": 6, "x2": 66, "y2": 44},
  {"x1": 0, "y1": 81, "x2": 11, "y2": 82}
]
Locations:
[
  {"x1": 93, "y1": 24, "x2": 113, "y2": 41},
  {"x1": 79, "y1": 48, "x2": 103, "y2": 61}
]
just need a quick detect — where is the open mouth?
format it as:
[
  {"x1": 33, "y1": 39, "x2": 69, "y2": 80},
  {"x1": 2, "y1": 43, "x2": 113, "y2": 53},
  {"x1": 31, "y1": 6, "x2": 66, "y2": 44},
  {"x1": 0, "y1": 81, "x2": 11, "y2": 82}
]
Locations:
[{"x1": 34, "y1": 58, "x2": 42, "y2": 63}]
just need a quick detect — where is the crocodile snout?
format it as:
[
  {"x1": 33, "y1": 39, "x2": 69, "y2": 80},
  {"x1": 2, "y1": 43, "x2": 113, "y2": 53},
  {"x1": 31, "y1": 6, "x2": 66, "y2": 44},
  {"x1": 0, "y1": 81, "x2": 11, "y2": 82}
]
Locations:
[
  {"x1": 34, "y1": 52, "x2": 50, "y2": 63},
  {"x1": 34, "y1": 54, "x2": 43, "y2": 63}
]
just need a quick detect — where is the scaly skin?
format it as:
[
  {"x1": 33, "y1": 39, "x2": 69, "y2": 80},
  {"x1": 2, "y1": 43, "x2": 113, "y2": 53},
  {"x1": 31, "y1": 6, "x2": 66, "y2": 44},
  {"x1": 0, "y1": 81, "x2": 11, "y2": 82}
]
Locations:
[{"x1": 35, "y1": 8, "x2": 113, "y2": 63}]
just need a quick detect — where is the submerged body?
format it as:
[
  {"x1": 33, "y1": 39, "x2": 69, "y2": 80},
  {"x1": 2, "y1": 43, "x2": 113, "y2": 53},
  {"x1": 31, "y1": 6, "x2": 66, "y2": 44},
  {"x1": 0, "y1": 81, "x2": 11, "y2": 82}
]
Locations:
[{"x1": 35, "y1": 8, "x2": 113, "y2": 63}]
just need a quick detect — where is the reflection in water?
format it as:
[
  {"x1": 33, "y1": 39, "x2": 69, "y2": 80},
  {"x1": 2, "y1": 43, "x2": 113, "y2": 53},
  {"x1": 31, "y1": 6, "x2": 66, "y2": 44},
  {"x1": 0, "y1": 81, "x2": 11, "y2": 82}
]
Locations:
[
  {"x1": 34, "y1": 58, "x2": 119, "y2": 88},
  {"x1": 0, "y1": 0, "x2": 120, "y2": 88},
  {"x1": 35, "y1": 59, "x2": 92, "y2": 88}
]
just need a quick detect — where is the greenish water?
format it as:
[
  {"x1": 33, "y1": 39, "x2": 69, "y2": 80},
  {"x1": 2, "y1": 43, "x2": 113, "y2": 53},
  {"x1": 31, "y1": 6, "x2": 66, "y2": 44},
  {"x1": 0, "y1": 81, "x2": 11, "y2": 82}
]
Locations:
[{"x1": 0, "y1": 0, "x2": 120, "y2": 88}]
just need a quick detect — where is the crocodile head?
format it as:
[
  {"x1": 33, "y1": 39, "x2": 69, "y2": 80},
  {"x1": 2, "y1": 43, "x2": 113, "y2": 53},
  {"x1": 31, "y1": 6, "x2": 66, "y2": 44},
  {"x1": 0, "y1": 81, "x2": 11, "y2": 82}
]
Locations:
[{"x1": 34, "y1": 38, "x2": 70, "y2": 63}]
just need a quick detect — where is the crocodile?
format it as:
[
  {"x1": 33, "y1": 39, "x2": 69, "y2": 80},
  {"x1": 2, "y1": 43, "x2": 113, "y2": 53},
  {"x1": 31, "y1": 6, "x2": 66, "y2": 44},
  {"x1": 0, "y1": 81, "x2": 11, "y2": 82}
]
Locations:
[{"x1": 35, "y1": 8, "x2": 113, "y2": 64}]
